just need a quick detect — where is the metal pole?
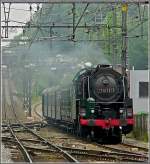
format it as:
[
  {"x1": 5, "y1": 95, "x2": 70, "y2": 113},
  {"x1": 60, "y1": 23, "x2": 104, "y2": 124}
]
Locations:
[
  {"x1": 59, "y1": 93, "x2": 62, "y2": 120},
  {"x1": 23, "y1": 66, "x2": 32, "y2": 117},
  {"x1": 55, "y1": 91, "x2": 57, "y2": 120},
  {"x1": 28, "y1": 67, "x2": 32, "y2": 117},
  {"x1": 51, "y1": 95, "x2": 52, "y2": 118},
  {"x1": 112, "y1": 5, "x2": 117, "y2": 67},
  {"x1": 2, "y1": 77, "x2": 6, "y2": 120},
  {"x1": 49, "y1": 27, "x2": 53, "y2": 48},
  {"x1": 47, "y1": 93, "x2": 49, "y2": 117},
  {"x1": 72, "y1": 3, "x2": 76, "y2": 40},
  {"x1": 108, "y1": 26, "x2": 111, "y2": 57},
  {"x1": 73, "y1": 3, "x2": 89, "y2": 33},
  {"x1": 121, "y1": 3, "x2": 128, "y2": 76},
  {"x1": 3, "y1": 3, "x2": 11, "y2": 38}
]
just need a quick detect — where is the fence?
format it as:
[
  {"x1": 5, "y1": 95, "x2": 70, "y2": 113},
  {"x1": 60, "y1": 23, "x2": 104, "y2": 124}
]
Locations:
[{"x1": 133, "y1": 113, "x2": 148, "y2": 141}]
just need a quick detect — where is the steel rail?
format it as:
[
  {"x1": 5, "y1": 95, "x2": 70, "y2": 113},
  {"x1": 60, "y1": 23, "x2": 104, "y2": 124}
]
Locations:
[
  {"x1": 59, "y1": 146, "x2": 148, "y2": 157},
  {"x1": 2, "y1": 122, "x2": 45, "y2": 128},
  {"x1": 23, "y1": 146, "x2": 122, "y2": 162},
  {"x1": 121, "y1": 143, "x2": 149, "y2": 152},
  {"x1": 96, "y1": 143, "x2": 148, "y2": 157},
  {"x1": 60, "y1": 146, "x2": 148, "y2": 161},
  {"x1": 2, "y1": 136, "x2": 148, "y2": 162},
  {"x1": 2, "y1": 136, "x2": 41, "y2": 142},
  {"x1": 7, "y1": 123, "x2": 33, "y2": 163},
  {"x1": 69, "y1": 152, "x2": 146, "y2": 162},
  {"x1": 19, "y1": 123, "x2": 79, "y2": 163},
  {"x1": 2, "y1": 133, "x2": 147, "y2": 162},
  {"x1": 2, "y1": 135, "x2": 148, "y2": 160},
  {"x1": 23, "y1": 147, "x2": 147, "y2": 162},
  {"x1": 1, "y1": 0, "x2": 149, "y2": 4},
  {"x1": 33, "y1": 103, "x2": 43, "y2": 119}
]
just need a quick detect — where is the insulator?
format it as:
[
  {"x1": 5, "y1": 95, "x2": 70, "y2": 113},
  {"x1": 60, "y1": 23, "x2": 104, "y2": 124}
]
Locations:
[
  {"x1": 29, "y1": 5, "x2": 32, "y2": 11},
  {"x1": 23, "y1": 29, "x2": 25, "y2": 34},
  {"x1": 37, "y1": 5, "x2": 40, "y2": 11}
]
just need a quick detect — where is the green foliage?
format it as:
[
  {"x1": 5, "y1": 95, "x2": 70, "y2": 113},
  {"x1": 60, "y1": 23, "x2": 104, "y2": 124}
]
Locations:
[
  {"x1": 130, "y1": 128, "x2": 148, "y2": 142},
  {"x1": 128, "y1": 22, "x2": 148, "y2": 69},
  {"x1": 96, "y1": 5, "x2": 148, "y2": 69},
  {"x1": 32, "y1": 96, "x2": 41, "y2": 104}
]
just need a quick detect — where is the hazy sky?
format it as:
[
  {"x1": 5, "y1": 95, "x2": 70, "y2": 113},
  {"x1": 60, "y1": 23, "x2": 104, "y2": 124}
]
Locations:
[{"x1": 1, "y1": 4, "x2": 39, "y2": 46}]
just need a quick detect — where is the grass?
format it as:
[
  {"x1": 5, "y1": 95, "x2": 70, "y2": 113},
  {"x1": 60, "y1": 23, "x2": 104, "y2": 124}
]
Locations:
[
  {"x1": 127, "y1": 128, "x2": 148, "y2": 142},
  {"x1": 32, "y1": 96, "x2": 41, "y2": 104}
]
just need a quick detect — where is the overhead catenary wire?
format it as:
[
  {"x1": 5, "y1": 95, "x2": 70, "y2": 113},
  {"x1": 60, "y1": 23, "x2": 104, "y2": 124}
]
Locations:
[
  {"x1": 1, "y1": 19, "x2": 28, "y2": 24},
  {"x1": 1, "y1": 3, "x2": 148, "y2": 49},
  {"x1": 1, "y1": 6, "x2": 30, "y2": 11}
]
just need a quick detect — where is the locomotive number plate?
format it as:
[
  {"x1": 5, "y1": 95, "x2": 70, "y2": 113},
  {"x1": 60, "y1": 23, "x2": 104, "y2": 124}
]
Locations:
[{"x1": 120, "y1": 119, "x2": 127, "y2": 126}]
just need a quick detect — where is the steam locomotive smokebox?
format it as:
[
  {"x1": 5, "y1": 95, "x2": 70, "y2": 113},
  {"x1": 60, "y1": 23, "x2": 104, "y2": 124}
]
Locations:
[{"x1": 91, "y1": 66, "x2": 124, "y2": 103}]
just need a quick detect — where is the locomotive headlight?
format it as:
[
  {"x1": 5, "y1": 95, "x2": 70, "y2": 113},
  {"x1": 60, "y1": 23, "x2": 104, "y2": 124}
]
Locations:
[
  {"x1": 91, "y1": 110, "x2": 94, "y2": 113},
  {"x1": 120, "y1": 109, "x2": 123, "y2": 113}
]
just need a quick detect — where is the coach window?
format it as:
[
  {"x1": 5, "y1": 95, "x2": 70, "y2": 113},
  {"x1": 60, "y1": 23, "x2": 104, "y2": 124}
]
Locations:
[{"x1": 139, "y1": 82, "x2": 148, "y2": 98}]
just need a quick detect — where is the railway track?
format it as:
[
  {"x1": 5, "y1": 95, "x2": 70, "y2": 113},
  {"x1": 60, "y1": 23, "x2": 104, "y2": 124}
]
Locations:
[
  {"x1": 60, "y1": 145, "x2": 148, "y2": 162},
  {"x1": 33, "y1": 103, "x2": 43, "y2": 119},
  {"x1": 95, "y1": 143, "x2": 148, "y2": 155},
  {"x1": 3, "y1": 134, "x2": 148, "y2": 162},
  {"x1": 42, "y1": 119, "x2": 149, "y2": 161},
  {"x1": 3, "y1": 122, "x2": 79, "y2": 162},
  {"x1": 7, "y1": 123, "x2": 33, "y2": 163},
  {"x1": 3, "y1": 117, "x2": 149, "y2": 162},
  {"x1": 2, "y1": 72, "x2": 33, "y2": 162},
  {"x1": 24, "y1": 145, "x2": 147, "y2": 162},
  {"x1": 121, "y1": 142, "x2": 149, "y2": 152},
  {"x1": 95, "y1": 143, "x2": 148, "y2": 161}
]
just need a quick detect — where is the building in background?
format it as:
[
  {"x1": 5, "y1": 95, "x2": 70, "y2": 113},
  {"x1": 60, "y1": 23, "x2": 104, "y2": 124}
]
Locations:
[{"x1": 130, "y1": 70, "x2": 149, "y2": 113}]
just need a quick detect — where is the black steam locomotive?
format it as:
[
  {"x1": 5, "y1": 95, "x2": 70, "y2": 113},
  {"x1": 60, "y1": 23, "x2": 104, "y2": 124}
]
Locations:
[{"x1": 42, "y1": 64, "x2": 134, "y2": 143}]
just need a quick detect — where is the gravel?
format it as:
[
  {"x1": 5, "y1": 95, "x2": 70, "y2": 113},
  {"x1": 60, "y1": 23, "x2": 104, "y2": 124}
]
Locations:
[{"x1": 1, "y1": 143, "x2": 13, "y2": 163}]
